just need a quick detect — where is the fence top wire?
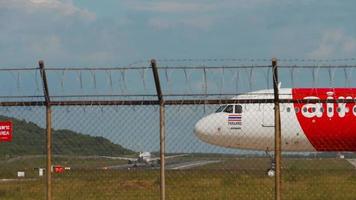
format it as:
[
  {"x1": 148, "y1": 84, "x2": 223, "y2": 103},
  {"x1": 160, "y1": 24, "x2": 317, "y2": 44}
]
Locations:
[
  {"x1": 1, "y1": 58, "x2": 356, "y2": 103},
  {"x1": 45, "y1": 66, "x2": 150, "y2": 71},
  {"x1": 155, "y1": 57, "x2": 356, "y2": 63},
  {"x1": 155, "y1": 57, "x2": 356, "y2": 64},
  {"x1": 3, "y1": 65, "x2": 356, "y2": 70},
  {"x1": 0, "y1": 67, "x2": 38, "y2": 71},
  {"x1": 2, "y1": 58, "x2": 356, "y2": 70}
]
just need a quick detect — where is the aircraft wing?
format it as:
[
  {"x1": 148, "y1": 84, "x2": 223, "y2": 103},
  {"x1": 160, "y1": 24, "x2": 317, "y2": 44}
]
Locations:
[{"x1": 101, "y1": 156, "x2": 137, "y2": 162}]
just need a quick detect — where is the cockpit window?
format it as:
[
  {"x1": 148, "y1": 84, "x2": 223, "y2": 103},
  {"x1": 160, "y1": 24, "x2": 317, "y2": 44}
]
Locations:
[
  {"x1": 223, "y1": 105, "x2": 234, "y2": 113},
  {"x1": 215, "y1": 105, "x2": 226, "y2": 113},
  {"x1": 235, "y1": 105, "x2": 242, "y2": 113}
]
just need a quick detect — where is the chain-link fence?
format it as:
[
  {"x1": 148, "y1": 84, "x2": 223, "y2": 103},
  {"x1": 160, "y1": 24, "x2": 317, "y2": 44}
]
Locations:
[{"x1": 0, "y1": 58, "x2": 356, "y2": 200}]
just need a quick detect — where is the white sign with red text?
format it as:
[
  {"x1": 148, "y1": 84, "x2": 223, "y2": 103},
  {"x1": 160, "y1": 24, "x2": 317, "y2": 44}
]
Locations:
[{"x1": 0, "y1": 121, "x2": 13, "y2": 142}]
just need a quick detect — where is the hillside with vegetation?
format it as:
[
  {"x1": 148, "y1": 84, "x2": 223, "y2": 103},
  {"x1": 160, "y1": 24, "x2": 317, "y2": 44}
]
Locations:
[{"x1": 0, "y1": 115, "x2": 134, "y2": 158}]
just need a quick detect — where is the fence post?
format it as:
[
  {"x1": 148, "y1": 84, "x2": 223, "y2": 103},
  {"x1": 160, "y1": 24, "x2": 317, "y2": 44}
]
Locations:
[
  {"x1": 39, "y1": 60, "x2": 52, "y2": 200},
  {"x1": 151, "y1": 59, "x2": 165, "y2": 200},
  {"x1": 272, "y1": 58, "x2": 282, "y2": 200}
]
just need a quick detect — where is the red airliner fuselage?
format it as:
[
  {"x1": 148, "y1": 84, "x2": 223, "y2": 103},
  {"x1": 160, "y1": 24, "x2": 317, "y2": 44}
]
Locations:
[
  {"x1": 293, "y1": 88, "x2": 356, "y2": 151},
  {"x1": 195, "y1": 88, "x2": 356, "y2": 152}
]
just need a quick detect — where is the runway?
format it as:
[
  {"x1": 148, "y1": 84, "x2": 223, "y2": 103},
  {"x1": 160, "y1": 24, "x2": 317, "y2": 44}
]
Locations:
[
  {"x1": 347, "y1": 159, "x2": 356, "y2": 169},
  {"x1": 101, "y1": 160, "x2": 221, "y2": 170},
  {"x1": 167, "y1": 160, "x2": 221, "y2": 170},
  {"x1": 0, "y1": 178, "x2": 37, "y2": 183},
  {"x1": 101, "y1": 164, "x2": 134, "y2": 170}
]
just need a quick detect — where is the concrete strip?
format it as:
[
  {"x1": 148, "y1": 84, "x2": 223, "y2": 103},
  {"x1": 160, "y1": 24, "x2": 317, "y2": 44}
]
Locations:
[
  {"x1": 347, "y1": 159, "x2": 356, "y2": 169},
  {"x1": 0, "y1": 178, "x2": 37, "y2": 183},
  {"x1": 168, "y1": 160, "x2": 221, "y2": 170}
]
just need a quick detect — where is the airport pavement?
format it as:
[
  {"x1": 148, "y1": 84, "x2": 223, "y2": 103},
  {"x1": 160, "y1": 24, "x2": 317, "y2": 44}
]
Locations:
[
  {"x1": 0, "y1": 178, "x2": 37, "y2": 183},
  {"x1": 101, "y1": 160, "x2": 221, "y2": 170},
  {"x1": 166, "y1": 160, "x2": 221, "y2": 170},
  {"x1": 347, "y1": 159, "x2": 356, "y2": 169},
  {"x1": 101, "y1": 164, "x2": 133, "y2": 170}
]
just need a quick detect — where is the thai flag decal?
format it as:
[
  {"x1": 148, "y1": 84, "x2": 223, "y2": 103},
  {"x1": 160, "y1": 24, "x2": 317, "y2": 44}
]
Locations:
[
  {"x1": 228, "y1": 114, "x2": 242, "y2": 126},
  {"x1": 228, "y1": 114, "x2": 241, "y2": 121}
]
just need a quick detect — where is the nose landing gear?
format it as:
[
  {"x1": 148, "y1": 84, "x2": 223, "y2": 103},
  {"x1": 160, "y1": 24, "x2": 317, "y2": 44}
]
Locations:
[
  {"x1": 267, "y1": 162, "x2": 276, "y2": 177},
  {"x1": 265, "y1": 150, "x2": 276, "y2": 177}
]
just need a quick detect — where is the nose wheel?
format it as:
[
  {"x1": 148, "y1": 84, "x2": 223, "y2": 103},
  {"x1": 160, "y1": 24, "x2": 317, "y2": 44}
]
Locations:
[
  {"x1": 267, "y1": 162, "x2": 276, "y2": 177},
  {"x1": 265, "y1": 150, "x2": 276, "y2": 177}
]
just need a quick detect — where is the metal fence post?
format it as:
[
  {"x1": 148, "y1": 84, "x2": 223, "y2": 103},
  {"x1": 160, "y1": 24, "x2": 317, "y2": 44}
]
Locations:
[
  {"x1": 151, "y1": 59, "x2": 165, "y2": 200},
  {"x1": 39, "y1": 60, "x2": 52, "y2": 200},
  {"x1": 272, "y1": 58, "x2": 282, "y2": 200},
  {"x1": 159, "y1": 99, "x2": 165, "y2": 200}
]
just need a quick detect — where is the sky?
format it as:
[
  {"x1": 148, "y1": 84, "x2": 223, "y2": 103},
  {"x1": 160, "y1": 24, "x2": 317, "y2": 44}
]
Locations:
[
  {"x1": 1, "y1": 0, "x2": 356, "y2": 154},
  {"x1": 1, "y1": 0, "x2": 356, "y2": 67}
]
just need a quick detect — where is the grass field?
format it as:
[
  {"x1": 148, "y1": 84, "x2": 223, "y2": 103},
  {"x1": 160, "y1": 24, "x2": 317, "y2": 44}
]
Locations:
[{"x1": 0, "y1": 156, "x2": 355, "y2": 200}]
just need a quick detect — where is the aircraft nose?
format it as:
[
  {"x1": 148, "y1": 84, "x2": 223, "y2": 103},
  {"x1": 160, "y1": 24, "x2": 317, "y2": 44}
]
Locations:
[
  {"x1": 194, "y1": 116, "x2": 215, "y2": 139},
  {"x1": 194, "y1": 118, "x2": 204, "y2": 137},
  {"x1": 194, "y1": 113, "x2": 243, "y2": 149}
]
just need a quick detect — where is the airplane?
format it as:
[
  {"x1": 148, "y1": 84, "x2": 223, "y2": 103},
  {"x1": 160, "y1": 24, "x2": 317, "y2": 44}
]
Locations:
[
  {"x1": 194, "y1": 88, "x2": 356, "y2": 176},
  {"x1": 102, "y1": 152, "x2": 187, "y2": 168}
]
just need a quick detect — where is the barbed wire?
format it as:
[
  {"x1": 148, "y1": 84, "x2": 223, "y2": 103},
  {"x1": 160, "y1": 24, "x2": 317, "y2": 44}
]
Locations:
[
  {"x1": 1, "y1": 57, "x2": 356, "y2": 69},
  {"x1": 156, "y1": 57, "x2": 356, "y2": 63},
  {"x1": 46, "y1": 66, "x2": 150, "y2": 71},
  {"x1": 0, "y1": 67, "x2": 38, "y2": 71},
  {"x1": 0, "y1": 59, "x2": 356, "y2": 101},
  {"x1": 277, "y1": 58, "x2": 356, "y2": 62},
  {"x1": 2, "y1": 64, "x2": 356, "y2": 71}
]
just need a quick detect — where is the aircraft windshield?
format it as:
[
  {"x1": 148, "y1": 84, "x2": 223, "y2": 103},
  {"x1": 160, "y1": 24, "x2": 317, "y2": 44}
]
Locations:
[
  {"x1": 223, "y1": 105, "x2": 234, "y2": 113},
  {"x1": 235, "y1": 105, "x2": 242, "y2": 113},
  {"x1": 215, "y1": 105, "x2": 226, "y2": 113}
]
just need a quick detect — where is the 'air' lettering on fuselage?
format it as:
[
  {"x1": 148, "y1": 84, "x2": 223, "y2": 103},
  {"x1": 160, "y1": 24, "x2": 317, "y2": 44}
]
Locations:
[{"x1": 292, "y1": 88, "x2": 356, "y2": 151}]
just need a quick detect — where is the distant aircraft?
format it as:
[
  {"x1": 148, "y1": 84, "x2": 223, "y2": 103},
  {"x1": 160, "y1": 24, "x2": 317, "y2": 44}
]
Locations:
[
  {"x1": 103, "y1": 152, "x2": 187, "y2": 167},
  {"x1": 194, "y1": 88, "x2": 356, "y2": 176}
]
